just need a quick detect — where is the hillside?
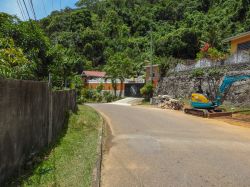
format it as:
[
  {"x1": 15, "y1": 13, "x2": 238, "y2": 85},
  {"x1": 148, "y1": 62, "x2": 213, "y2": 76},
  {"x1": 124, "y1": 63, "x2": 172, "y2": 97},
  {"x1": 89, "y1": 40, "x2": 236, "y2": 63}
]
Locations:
[
  {"x1": 1, "y1": 0, "x2": 250, "y2": 86},
  {"x1": 40, "y1": 0, "x2": 250, "y2": 66}
]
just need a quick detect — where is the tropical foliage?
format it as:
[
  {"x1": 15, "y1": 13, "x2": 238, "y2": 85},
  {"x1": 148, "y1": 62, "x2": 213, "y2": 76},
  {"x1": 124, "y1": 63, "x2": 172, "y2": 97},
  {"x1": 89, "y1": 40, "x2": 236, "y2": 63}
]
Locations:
[
  {"x1": 1, "y1": 0, "x2": 250, "y2": 83},
  {"x1": 0, "y1": 38, "x2": 35, "y2": 79}
]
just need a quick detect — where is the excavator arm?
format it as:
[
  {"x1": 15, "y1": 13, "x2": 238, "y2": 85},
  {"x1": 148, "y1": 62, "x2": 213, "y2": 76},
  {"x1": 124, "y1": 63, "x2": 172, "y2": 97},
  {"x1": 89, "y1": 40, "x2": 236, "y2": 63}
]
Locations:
[{"x1": 215, "y1": 75, "x2": 250, "y2": 106}]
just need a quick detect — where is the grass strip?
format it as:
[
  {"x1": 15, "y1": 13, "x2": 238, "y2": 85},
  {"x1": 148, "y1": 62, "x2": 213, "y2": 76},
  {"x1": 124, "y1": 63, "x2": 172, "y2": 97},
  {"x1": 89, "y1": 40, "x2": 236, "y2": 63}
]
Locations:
[{"x1": 21, "y1": 105, "x2": 101, "y2": 187}]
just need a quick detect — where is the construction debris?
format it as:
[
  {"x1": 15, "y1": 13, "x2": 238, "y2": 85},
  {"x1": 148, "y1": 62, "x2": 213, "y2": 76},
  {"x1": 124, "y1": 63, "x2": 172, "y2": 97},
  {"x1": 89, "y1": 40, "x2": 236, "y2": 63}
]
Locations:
[{"x1": 152, "y1": 95, "x2": 184, "y2": 110}]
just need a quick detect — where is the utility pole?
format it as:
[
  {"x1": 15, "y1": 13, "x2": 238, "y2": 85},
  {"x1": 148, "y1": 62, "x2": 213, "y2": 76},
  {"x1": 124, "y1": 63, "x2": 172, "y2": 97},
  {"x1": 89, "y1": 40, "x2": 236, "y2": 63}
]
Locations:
[{"x1": 150, "y1": 27, "x2": 153, "y2": 83}]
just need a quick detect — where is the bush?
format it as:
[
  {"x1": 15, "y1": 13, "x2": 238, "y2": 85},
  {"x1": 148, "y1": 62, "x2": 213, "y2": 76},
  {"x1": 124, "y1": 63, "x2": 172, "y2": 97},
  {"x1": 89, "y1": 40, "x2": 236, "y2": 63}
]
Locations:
[
  {"x1": 77, "y1": 95, "x2": 87, "y2": 104},
  {"x1": 81, "y1": 88, "x2": 93, "y2": 99},
  {"x1": 79, "y1": 88, "x2": 117, "y2": 103},
  {"x1": 207, "y1": 68, "x2": 224, "y2": 79},
  {"x1": 96, "y1": 83, "x2": 104, "y2": 93},
  {"x1": 140, "y1": 83, "x2": 154, "y2": 101},
  {"x1": 93, "y1": 92, "x2": 103, "y2": 102},
  {"x1": 103, "y1": 91, "x2": 113, "y2": 102},
  {"x1": 190, "y1": 68, "x2": 205, "y2": 78}
]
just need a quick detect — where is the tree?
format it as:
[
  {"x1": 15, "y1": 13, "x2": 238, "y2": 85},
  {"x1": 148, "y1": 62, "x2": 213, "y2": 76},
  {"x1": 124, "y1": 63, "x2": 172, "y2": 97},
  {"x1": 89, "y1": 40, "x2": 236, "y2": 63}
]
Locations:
[
  {"x1": 48, "y1": 45, "x2": 80, "y2": 88},
  {"x1": 76, "y1": 0, "x2": 99, "y2": 9},
  {"x1": 158, "y1": 56, "x2": 183, "y2": 77},
  {"x1": 104, "y1": 52, "x2": 134, "y2": 97},
  {"x1": 0, "y1": 38, "x2": 35, "y2": 79},
  {"x1": 76, "y1": 28, "x2": 105, "y2": 67}
]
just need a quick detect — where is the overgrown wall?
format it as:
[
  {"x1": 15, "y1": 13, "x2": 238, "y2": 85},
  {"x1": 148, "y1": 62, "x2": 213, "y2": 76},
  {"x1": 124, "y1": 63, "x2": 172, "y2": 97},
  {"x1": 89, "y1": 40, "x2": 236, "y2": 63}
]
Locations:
[
  {"x1": 156, "y1": 63, "x2": 250, "y2": 107},
  {"x1": 0, "y1": 79, "x2": 76, "y2": 185}
]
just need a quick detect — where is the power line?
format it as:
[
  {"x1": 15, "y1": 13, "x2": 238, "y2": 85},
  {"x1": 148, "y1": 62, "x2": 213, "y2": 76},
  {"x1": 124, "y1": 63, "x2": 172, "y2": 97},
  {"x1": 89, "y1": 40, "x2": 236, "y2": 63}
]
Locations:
[
  {"x1": 22, "y1": 0, "x2": 32, "y2": 20},
  {"x1": 27, "y1": 0, "x2": 34, "y2": 19},
  {"x1": 29, "y1": 0, "x2": 37, "y2": 20},
  {"x1": 19, "y1": 0, "x2": 28, "y2": 20},
  {"x1": 17, "y1": 0, "x2": 26, "y2": 20}
]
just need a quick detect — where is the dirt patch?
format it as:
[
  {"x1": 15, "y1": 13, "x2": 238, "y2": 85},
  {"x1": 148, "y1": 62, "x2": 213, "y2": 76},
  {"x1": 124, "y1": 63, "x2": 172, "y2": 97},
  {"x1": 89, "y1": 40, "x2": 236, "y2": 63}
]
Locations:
[
  {"x1": 216, "y1": 113, "x2": 250, "y2": 128},
  {"x1": 100, "y1": 113, "x2": 113, "y2": 155}
]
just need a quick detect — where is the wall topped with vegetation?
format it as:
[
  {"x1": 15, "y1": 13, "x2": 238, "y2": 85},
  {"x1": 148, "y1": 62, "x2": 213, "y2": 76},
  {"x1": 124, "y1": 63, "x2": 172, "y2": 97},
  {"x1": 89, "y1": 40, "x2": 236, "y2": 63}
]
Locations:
[{"x1": 156, "y1": 63, "x2": 250, "y2": 107}]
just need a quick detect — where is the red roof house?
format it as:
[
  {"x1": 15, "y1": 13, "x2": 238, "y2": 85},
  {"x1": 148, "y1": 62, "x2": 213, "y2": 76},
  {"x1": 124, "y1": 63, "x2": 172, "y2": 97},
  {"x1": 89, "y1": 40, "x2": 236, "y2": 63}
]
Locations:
[{"x1": 82, "y1": 71, "x2": 106, "y2": 78}]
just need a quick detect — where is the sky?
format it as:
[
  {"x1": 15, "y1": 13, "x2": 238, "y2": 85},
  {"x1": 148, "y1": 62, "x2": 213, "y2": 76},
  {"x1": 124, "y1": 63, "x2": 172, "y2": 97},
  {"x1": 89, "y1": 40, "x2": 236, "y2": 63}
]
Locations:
[{"x1": 0, "y1": 0, "x2": 78, "y2": 20}]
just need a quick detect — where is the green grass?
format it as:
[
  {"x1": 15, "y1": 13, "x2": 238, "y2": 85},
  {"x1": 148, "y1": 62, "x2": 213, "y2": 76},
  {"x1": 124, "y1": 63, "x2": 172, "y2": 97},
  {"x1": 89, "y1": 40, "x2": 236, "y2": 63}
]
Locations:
[
  {"x1": 21, "y1": 105, "x2": 101, "y2": 187},
  {"x1": 220, "y1": 104, "x2": 250, "y2": 114}
]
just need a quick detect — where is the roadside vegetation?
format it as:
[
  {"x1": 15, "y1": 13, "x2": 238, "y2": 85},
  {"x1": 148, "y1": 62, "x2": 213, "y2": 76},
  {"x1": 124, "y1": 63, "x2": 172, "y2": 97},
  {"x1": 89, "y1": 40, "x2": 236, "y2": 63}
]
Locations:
[
  {"x1": 14, "y1": 105, "x2": 101, "y2": 187},
  {"x1": 78, "y1": 84, "x2": 119, "y2": 103},
  {"x1": 140, "y1": 83, "x2": 154, "y2": 101}
]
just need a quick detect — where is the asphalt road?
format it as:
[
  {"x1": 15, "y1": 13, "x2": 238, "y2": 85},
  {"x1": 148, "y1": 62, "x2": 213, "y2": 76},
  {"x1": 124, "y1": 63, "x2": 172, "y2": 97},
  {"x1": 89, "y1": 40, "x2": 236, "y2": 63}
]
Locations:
[{"x1": 90, "y1": 104, "x2": 250, "y2": 187}]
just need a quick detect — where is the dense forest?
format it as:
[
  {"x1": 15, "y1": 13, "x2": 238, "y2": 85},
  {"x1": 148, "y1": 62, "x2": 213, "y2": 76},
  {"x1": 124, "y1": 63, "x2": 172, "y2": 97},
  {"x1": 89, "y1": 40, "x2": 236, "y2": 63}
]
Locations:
[{"x1": 1, "y1": 0, "x2": 250, "y2": 87}]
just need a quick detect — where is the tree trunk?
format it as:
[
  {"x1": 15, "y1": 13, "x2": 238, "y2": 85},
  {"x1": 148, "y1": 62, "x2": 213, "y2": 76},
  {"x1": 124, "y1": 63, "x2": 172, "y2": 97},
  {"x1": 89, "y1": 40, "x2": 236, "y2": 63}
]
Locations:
[
  {"x1": 111, "y1": 79, "x2": 117, "y2": 97},
  {"x1": 119, "y1": 79, "x2": 124, "y2": 98}
]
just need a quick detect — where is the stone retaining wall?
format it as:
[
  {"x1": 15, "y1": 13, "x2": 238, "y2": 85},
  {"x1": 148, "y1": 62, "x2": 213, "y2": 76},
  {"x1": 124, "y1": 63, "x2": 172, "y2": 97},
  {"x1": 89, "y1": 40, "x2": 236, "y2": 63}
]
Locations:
[{"x1": 156, "y1": 64, "x2": 250, "y2": 107}]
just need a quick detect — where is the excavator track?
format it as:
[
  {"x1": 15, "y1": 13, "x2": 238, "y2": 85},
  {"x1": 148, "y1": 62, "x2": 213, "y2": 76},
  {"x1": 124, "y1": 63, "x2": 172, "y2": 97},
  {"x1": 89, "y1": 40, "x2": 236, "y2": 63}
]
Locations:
[
  {"x1": 184, "y1": 108, "x2": 208, "y2": 118},
  {"x1": 184, "y1": 108, "x2": 232, "y2": 118}
]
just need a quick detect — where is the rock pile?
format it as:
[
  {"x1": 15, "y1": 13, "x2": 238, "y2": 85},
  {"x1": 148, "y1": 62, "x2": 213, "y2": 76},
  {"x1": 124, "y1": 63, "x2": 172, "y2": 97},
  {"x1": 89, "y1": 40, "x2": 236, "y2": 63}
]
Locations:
[{"x1": 152, "y1": 95, "x2": 184, "y2": 110}]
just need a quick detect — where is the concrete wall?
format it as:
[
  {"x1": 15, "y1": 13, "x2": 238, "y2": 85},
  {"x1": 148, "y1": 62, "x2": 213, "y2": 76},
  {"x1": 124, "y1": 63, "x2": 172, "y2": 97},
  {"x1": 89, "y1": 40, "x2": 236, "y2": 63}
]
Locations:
[
  {"x1": 156, "y1": 64, "x2": 250, "y2": 107},
  {"x1": 0, "y1": 79, "x2": 76, "y2": 185}
]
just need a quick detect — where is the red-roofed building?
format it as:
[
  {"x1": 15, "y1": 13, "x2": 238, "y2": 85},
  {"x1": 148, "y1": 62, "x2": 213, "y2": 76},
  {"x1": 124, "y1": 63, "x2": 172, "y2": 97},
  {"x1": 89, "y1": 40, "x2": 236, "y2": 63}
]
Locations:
[
  {"x1": 82, "y1": 71, "x2": 106, "y2": 78},
  {"x1": 82, "y1": 71, "x2": 124, "y2": 94},
  {"x1": 81, "y1": 71, "x2": 145, "y2": 97}
]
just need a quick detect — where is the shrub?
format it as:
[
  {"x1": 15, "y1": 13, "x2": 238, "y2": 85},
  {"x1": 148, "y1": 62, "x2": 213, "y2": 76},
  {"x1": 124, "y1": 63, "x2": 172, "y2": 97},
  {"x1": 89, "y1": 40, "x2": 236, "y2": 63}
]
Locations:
[
  {"x1": 77, "y1": 95, "x2": 87, "y2": 104},
  {"x1": 103, "y1": 91, "x2": 113, "y2": 102},
  {"x1": 207, "y1": 68, "x2": 223, "y2": 79},
  {"x1": 190, "y1": 68, "x2": 205, "y2": 78},
  {"x1": 81, "y1": 88, "x2": 91, "y2": 99},
  {"x1": 96, "y1": 83, "x2": 104, "y2": 93},
  {"x1": 93, "y1": 92, "x2": 103, "y2": 102},
  {"x1": 140, "y1": 83, "x2": 154, "y2": 101}
]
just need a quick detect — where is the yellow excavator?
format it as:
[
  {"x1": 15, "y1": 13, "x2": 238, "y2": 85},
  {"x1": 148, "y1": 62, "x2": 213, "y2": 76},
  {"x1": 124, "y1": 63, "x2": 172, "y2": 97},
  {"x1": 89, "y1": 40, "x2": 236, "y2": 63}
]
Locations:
[{"x1": 184, "y1": 73, "x2": 250, "y2": 118}]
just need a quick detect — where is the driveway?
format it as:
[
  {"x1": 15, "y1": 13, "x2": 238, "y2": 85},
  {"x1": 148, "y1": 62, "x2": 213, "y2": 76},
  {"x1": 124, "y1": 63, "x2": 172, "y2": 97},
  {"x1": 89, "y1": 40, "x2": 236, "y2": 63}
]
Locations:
[{"x1": 90, "y1": 104, "x2": 250, "y2": 187}]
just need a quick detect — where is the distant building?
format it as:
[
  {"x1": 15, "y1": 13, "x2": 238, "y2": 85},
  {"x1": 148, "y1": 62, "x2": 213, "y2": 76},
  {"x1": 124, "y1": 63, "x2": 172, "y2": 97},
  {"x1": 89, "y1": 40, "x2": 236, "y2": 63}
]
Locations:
[
  {"x1": 82, "y1": 70, "x2": 107, "y2": 89},
  {"x1": 82, "y1": 71, "x2": 145, "y2": 96},
  {"x1": 144, "y1": 64, "x2": 160, "y2": 87},
  {"x1": 223, "y1": 31, "x2": 250, "y2": 64},
  {"x1": 223, "y1": 31, "x2": 250, "y2": 54},
  {"x1": 82, "y1": 70, "x2": 119, "y2": 91}
]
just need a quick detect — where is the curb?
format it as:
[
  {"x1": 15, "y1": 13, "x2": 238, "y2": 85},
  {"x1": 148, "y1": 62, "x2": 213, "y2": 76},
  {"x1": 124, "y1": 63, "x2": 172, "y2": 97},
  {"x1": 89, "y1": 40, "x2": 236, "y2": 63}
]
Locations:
[{"x1": 92, "y1": 112, "x2": 105, "y2": 187}]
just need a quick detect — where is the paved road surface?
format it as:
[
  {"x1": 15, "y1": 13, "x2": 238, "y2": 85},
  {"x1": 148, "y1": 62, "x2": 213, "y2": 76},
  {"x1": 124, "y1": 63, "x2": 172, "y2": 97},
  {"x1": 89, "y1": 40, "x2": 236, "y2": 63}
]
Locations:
[
  {"x1": 111, "y1": 97, "x2": 144, "y2": 106},
  {"x1": 90, "y1": 104, "x2": 250, "y2": 187}
]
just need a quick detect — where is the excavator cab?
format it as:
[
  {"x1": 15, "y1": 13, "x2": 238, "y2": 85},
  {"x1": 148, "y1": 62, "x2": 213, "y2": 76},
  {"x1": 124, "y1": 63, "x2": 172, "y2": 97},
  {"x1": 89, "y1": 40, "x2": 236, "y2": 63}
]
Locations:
[
  {"x1": 190, "y1": 77, "x2": 215, "y2": 109},
  {"x1": 191, "y1": 93, "x2": 213, "y2": 109}
]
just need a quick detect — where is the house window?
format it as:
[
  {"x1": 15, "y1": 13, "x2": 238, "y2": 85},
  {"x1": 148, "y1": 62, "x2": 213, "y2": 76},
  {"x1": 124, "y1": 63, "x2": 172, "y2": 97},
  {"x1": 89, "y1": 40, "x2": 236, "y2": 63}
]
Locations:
[{"x1": 237, "y1": 41, "x2": 250, "y2": 51}]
